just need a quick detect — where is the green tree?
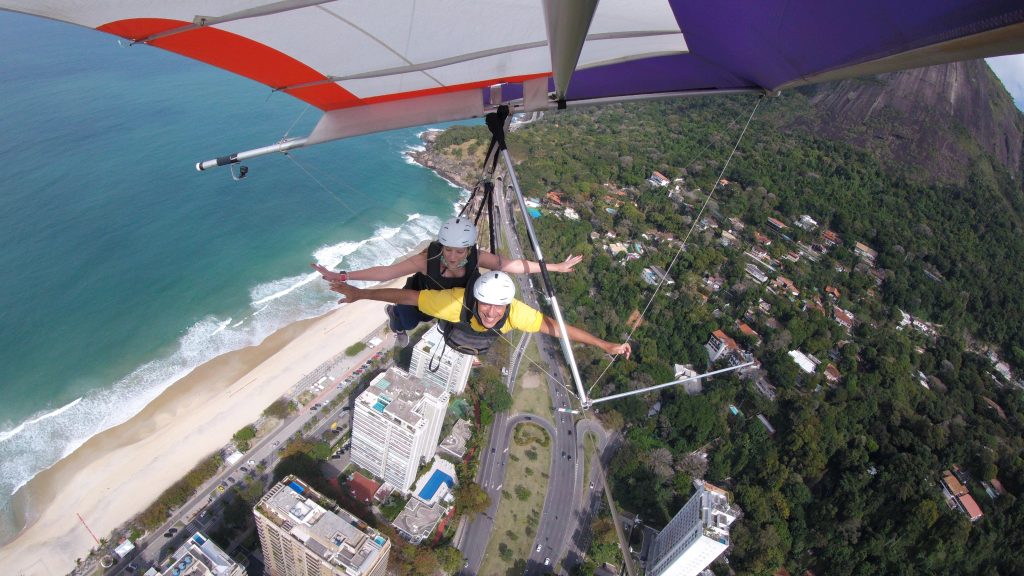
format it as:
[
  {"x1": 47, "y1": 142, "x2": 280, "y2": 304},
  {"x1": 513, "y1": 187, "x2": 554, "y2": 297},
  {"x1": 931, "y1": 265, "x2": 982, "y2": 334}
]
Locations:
[{"x1": 453, "y1": 482, "x2": 491, "y2": 516}]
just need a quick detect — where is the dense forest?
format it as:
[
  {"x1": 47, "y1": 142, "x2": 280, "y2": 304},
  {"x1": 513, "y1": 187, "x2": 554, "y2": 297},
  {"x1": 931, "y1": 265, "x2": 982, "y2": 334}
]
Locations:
[{"x1": 432, "y1": 83, "x2": 1024, "y2": 575}]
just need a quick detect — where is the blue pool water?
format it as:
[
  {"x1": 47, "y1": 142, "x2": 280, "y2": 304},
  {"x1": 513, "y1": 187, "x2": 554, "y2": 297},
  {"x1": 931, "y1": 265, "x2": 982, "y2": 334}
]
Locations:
[{"x1": 418, "y1": 470, "x2": 454, "y2": 501}]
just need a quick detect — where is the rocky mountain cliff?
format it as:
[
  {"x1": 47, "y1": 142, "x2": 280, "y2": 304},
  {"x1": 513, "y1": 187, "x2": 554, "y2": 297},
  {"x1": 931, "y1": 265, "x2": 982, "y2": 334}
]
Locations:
[{"x1": 791, "y1": 60, "x2": 1023, "y2": 186}]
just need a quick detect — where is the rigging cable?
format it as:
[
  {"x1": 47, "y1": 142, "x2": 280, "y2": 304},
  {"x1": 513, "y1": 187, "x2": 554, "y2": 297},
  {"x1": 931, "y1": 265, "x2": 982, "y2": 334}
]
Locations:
[{"x1": 586, "y1": 95, "x2": 765, "y2": 401}]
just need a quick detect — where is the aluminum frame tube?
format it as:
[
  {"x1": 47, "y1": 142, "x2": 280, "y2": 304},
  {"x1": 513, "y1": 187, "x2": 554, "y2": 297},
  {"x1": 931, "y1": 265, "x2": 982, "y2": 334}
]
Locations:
[
  {"x1": 195, "y1": 137, "x2": 307, "y2": 171},
  {"x1": 501, "y1": 148, "x2": 589, "y2": 406},
  {"x1": 589, "y1": 362, "x2": 755, "y2": 405}
]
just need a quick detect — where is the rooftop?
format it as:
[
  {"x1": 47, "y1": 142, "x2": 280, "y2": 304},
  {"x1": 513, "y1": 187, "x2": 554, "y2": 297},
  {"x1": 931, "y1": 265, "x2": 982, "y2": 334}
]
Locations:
[
  {"x1": 439, "y1": 419, "x2": 472, "y2": 458},
  {"x1": 788, "y1": 350, "x2": 819, "y2": 374},
  {"x1": 711, "y1": 329, "x2": 740, "y2": 351},
  {"x1": 393, "y1": 497, "x2": 446, "y2": 543},
  {"x1": 358, "y1": 368, "x2": 447, "y2": 428},
  {"x1": 258, "y1": 477, "x2": 388, "y2": 573}
]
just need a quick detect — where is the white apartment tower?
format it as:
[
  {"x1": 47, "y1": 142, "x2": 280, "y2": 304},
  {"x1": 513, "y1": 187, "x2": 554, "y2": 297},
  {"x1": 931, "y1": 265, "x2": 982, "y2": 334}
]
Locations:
[
  {"x1": 646, "y1": 481, "x2": 739, "y2": 576},
  {"x1": 350, "y1": 367, "x2": 449, "y2": 491},
  {"x1": 254, "y1": 476, "x2": 390, "y2": 576},
  {"x1": 408, "y1": 325, "x2": 473, "y2": 395}
]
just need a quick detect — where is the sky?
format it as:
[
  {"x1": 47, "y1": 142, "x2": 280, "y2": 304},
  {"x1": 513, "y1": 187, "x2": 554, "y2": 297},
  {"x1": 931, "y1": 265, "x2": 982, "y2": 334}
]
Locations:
[{"x1": 987, "y1": 54, "x2": 1024, "y2": 111}]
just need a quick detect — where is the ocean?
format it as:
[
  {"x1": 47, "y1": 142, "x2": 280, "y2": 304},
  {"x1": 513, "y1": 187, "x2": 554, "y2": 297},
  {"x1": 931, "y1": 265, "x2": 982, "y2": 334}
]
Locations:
[{"x1": 0, "y1": 12, "x2": 467, "y2": 542}]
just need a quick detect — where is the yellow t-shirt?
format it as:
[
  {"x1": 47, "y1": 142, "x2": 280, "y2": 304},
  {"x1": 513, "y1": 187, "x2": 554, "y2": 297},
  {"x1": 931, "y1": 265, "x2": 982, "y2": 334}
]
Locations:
[{"x1": 418, "y1": 288, "x2": 544, "y2": 333}]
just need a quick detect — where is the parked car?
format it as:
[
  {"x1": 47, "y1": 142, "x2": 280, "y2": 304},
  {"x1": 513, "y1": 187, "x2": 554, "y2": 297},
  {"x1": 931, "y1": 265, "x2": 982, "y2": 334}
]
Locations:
[{"x1": 544, "y1": 558, "x2": 550, "y2": 566}]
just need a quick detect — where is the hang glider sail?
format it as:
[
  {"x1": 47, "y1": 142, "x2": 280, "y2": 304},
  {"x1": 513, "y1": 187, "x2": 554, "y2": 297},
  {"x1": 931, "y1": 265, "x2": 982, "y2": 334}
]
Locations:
[{"x1": 3, "y1": 1, "x2": 1023, "y2": 162}]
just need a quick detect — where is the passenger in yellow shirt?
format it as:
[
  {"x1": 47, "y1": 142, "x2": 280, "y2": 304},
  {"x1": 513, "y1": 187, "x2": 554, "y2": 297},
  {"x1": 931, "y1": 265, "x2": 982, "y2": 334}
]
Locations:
[{"x1": 329, "y1": 271, "x2": 631, "y2": 358}]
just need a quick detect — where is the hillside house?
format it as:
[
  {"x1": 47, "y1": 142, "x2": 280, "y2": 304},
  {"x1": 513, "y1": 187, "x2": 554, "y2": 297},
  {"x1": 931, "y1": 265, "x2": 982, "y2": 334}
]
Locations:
[
  {"x1": 788, "y1": 350, "x2": 820, "y2": 374},
  {"x1": 833, "y1": 307, "x2": 855, "y2": 330},
  {"x1": 706, "y1": 330, "x2": 740, "y2": 362},
  {"x1": 824, "y1": 364, "x2": 842, "y2": 384},
  {"x1": 745, "y1": 263, "x2": 768, "y2": 284},
  {"x1": 737, "y1": 322, "x2": 761, "y2": 345},
  {"x1": 773, "y1": 275, "x2": 800, "y2": 297},
  {"x1": 796, "y1": 214, "x2": 819, "y2": 230},
  {"x1": 854, "y1": 241, "x2": 878, "y2": 264},
  {"x1": 647, "y1": 171, "x2": 670, "y2": 186}
]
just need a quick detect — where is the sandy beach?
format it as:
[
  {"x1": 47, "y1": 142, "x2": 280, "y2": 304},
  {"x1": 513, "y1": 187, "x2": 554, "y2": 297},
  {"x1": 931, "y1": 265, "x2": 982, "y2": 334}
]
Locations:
[{"x1": 0, "y1": 278, "x2": 408, "y2": 575}]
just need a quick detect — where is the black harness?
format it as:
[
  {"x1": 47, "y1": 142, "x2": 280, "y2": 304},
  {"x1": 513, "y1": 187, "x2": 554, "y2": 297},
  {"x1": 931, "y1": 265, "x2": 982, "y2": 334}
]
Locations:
[
  {"x1": 438, "y1": 270, "x2": 510, "y2": 356},
  {"x1": 405, "y1": 241, "x2": 479, "y2": 321}
]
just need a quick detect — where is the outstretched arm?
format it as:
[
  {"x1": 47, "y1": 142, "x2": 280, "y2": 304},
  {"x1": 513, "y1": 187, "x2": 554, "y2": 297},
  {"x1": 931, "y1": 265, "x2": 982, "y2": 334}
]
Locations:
[
  {"x1": 329, "y1": 281, "x2": 420, "y2": 306},
  {"x1": 538, "y1": 316, "x2": 631, "y2": 358},
  {"x1": 312, "y1": 250, "x2": 427, "y2": 283},
  {"x1": 478, "y1": 252, "x2": 583, "y2": 274}
]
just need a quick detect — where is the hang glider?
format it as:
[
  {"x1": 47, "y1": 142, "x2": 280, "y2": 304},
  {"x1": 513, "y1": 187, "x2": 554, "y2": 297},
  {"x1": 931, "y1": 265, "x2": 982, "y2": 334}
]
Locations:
[{"x1": 3, "y1": 1, "x2": 1023, "y2": 167}]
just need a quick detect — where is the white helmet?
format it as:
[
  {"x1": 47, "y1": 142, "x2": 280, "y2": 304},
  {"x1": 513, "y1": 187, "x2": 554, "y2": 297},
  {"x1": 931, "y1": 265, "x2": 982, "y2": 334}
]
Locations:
[
  {"x1": 473, "y1": 271, "x2": 516, "y2": 305},
  {"x1": 438, "y1": 217, "x2": 478, "y2": 248}
]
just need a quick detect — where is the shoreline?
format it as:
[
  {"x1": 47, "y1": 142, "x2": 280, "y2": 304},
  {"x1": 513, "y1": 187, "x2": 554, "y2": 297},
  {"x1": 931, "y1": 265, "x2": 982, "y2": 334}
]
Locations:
[{"x1": 0, "y1": 274, "x2": 410, "y2": 575}]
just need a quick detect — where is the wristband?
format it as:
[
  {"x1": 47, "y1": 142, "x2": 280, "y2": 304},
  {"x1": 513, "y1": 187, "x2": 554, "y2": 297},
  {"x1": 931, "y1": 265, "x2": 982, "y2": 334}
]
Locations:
[{"x1": 338, "y1": 270, "x2": 348, "y2": 281}]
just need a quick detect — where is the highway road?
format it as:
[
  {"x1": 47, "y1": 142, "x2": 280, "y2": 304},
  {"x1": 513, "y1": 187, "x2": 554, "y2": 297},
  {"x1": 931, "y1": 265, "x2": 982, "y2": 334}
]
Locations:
[{"x1": 457, "y1": 177, "x2": 603, "y2": 575}]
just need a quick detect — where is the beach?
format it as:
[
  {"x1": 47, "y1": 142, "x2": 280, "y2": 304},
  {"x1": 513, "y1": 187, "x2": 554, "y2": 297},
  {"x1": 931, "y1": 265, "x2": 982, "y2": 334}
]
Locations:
[{"x1": 0, "y1": 277, "x2": 407, "y2": 575}]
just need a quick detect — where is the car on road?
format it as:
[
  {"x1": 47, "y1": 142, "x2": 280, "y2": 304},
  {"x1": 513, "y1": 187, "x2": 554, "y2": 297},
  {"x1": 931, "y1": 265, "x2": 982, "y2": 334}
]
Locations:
[
  {"x1": 567, "y1": 454, "x2": 572, "y2": 461},
  {"x1": 590, "y1": 482, "x2": 595, "y2": 489},
  {"x1": 567, "y1": 429, "x2": 573, "y2": 435},
  {"x1": 491, "y1": 448, "x2": 496, "y2": 453},
  {"x1": 536, "y1": 544, "x2": 542, "y2": 552},
  {"x1": 273, "y1": 440, "x2": 280, "y2": 447},
  {"x1": 544, "y1": 558, "x2": 550, "y2": 566},
  {"x1": 248, "y1": 459, "x2": 256, "y2": 466}
]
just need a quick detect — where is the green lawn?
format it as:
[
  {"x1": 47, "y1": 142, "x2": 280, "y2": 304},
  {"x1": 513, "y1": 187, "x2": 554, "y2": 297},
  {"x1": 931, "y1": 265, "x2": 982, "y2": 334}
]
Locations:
[
  {"x1": 479, "y1": 423, "x2": 552, "y2": 575},
  {"x1": 512, "y1": 369, "x2": 554, "y2": 422},
  {"x1": 583, "y1": 430, "x2": 599, "y2": 491}
]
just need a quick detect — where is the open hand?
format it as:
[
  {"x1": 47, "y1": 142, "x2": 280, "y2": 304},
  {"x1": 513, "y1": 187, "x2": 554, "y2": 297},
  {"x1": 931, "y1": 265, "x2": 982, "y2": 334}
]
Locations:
[
  {"x1": 329, "y1": 281, "x2": 362, "y2": 304},
  {"x1": 311, "y1": 262, "x2": 346, "y2": 283},
  {"x1": 554, "y1": 254, "x2": 584, "y2": 273}
]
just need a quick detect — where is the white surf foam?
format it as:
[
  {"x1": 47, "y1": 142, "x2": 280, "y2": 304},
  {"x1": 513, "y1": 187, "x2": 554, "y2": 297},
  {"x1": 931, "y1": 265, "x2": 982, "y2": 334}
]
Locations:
[
  {"x1": 0, "y1": 212, "x2": 446, "y2": 501},
  {"x1": 0, "y1": 398, "x2": 82, "y2": 444}
]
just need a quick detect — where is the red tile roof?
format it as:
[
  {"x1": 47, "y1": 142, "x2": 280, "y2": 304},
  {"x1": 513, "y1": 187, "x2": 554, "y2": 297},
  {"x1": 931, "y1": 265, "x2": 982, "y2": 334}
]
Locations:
[
  {"x1": 943, "y1": 471, "x2": 967, "y2": 497},
  {"x1": 712, "y1": 329, "x2": 739, "y2": 351},
  {"x1": 738, "y1": 323, "x2": 760, "y2": 338},
  {"x1": 825, "y1": 364, "x2": 841, "y2": 381},
  {"x1": 959, "y1": 493, "x2": 984, "y2": 521},
  {"x1": 348, "y1": 472, "x2": 381, "y2": 503}
]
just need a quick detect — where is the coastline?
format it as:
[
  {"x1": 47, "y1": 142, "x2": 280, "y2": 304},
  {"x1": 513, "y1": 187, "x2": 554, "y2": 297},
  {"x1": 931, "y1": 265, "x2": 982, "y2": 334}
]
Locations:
[
  {"x1": 407, "y1": 130, "x2": 479, "y2": 193},
  {"x1": 0, "y1": 277, "x2": 409, "y2": 575}
]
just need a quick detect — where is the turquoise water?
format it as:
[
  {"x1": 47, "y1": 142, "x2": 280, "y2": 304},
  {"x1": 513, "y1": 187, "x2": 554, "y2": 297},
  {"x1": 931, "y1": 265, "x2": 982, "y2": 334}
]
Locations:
[{"x1": 0, "y1": 12, "x2": 467, "y2": 541}]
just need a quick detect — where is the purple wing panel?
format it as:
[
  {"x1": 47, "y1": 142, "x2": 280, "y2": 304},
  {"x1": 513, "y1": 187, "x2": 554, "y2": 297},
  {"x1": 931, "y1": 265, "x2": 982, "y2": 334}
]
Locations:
[{"x1": 568, "y1": 0, "x2": 1024, "y2": 102}]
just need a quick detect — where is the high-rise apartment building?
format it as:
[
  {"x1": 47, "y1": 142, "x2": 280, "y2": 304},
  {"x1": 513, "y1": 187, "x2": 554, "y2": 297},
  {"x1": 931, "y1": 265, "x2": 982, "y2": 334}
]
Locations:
[
  {"x1": 350, "y1": 367, "x2": 449, "y2": 491},
  {"x1": 408, "y1": 326, "x2": 473, "y2": 395},
  {"x1": 254, "y1": 476, "x2": 390, "y2": 576},
  {"x1": 646, "y1": 481, "x2": 739, "y2": 576},
  {"x1": 157, "y1": 531, "x2": 246, "y2": 576}
]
